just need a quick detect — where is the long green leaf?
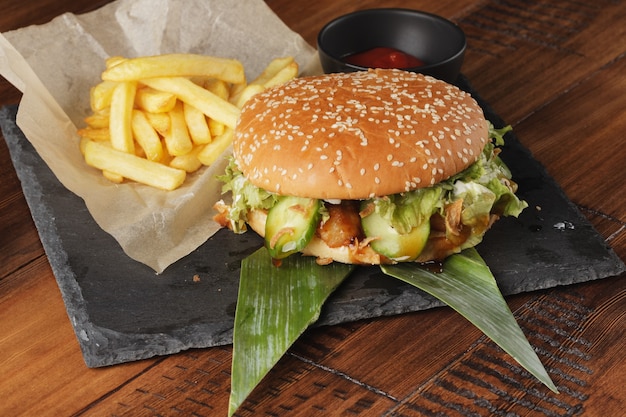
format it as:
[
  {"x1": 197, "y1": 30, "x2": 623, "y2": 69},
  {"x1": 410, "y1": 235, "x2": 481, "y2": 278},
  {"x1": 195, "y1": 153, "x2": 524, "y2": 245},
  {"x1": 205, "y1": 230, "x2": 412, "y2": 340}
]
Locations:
[
  {"x1": 229, "y1": 248, "x2": 355, "y2": 416},
  {"x1": 381, "y1": 248, "x2": 558, "y2": 393}
]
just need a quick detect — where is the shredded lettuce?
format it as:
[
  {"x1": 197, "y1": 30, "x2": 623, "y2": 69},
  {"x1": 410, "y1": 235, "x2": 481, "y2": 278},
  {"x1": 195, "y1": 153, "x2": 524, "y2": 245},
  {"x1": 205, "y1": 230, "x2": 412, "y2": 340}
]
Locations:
[
  {"x1": 367, "y1": 188, "x2": 443, "y2": 235},
  {"x1": 367, "y1": 123, "x2": 527, "y2": 232},
  {"x1": 218, "y1": 123, "x2": 527, "y2": 237},
  {"x1": 488, "y1": 122, "x2": 512, "y2": 146},
  {"x1": 464, "y1": 122, "x2": 527, "y2": 217},
  {"x1": 217, "y1": 158, "x2": 279, "y2": 233},
  {"x1": 452, "y1": 182, "x2": 496, "y2": 227}
]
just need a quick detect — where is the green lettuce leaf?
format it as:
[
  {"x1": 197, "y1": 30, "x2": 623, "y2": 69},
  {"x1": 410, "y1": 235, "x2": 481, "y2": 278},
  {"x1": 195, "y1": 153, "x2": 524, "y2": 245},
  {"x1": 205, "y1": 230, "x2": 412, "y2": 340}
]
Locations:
[
  {"x1": 229, "y1": 248, "x2": 558, "y2": 416},
  {"x1": 218, "y1": 158, "x2": 279, "y2": 233},
  {"x1": 229, "y1": 248, "x2": 355, "y2": 416},
  {"x1": 368, "y1": 187, "x2": 443, "y2": 234},
  {"x1": 381, "y1": 248, "x2": 558, "y2": 393},
  {"x1": 488, "y1": 122, "x2": 512, "y2": 146},
  {"x1": 452, "y1": 181, "x2": 496, "y2": 227}
]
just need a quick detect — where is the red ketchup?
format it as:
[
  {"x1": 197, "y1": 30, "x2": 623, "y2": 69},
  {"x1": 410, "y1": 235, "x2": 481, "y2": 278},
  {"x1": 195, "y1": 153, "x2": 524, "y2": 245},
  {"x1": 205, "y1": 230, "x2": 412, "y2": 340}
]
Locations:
[{"x1": 344, "y1": 47, "x2": 425, "y2": 69}]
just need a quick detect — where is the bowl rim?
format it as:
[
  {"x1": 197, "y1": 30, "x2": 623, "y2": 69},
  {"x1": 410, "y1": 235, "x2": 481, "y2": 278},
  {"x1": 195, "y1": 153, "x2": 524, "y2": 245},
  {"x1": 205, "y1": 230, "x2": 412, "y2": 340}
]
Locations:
[{"x1": 317, "y1": 8, "x2": 467, "y2": 72}]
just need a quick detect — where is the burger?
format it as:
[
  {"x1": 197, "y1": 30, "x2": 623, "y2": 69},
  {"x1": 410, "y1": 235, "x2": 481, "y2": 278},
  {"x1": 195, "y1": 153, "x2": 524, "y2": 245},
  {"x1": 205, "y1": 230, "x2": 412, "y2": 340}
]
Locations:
[{"x1": 214, "y1": 68, "x2": 527, "y2": 265}]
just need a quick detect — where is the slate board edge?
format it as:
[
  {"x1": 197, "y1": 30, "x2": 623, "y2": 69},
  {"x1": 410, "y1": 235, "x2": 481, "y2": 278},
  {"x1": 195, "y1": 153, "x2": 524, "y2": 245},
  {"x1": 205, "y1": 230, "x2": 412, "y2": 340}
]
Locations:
[
  {"x1": 2, "y1": 74, "x2": 624, "y2": 368},
  {"x1": 0, "y1": 106, "x2": 189, "y2": 366}
]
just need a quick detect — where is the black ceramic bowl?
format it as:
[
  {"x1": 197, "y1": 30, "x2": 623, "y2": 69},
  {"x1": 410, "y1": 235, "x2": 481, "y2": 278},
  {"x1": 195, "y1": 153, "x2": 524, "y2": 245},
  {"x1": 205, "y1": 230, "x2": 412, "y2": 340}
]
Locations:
[{"x1": 317, "y1": 8, "x2": 466, "y2": 83}]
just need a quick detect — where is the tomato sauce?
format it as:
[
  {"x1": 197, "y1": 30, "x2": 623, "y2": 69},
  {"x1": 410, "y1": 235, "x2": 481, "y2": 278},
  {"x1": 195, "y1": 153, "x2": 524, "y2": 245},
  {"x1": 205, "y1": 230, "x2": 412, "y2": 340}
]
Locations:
[{"x1": 344, "y1": 47, "x2": 424, "y2": 69}]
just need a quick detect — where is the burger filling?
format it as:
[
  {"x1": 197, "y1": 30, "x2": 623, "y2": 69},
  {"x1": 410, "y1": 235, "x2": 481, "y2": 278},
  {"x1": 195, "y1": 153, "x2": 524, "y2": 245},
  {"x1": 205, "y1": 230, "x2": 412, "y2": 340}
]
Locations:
[{"x1": 214, "y1": 123, "x2": 527, "y2": 264}]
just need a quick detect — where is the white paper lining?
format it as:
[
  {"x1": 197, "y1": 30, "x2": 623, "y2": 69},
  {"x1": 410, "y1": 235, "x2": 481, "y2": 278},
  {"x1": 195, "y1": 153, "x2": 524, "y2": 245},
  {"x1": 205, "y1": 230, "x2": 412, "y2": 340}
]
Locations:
[{"x1": 0, "y1": 0, "x2": 319, "y2": 273}]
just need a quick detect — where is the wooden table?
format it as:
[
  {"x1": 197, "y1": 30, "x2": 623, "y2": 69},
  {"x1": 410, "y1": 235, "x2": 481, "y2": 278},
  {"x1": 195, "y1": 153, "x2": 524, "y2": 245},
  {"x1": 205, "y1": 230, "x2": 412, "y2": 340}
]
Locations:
[{"x1": 1, "y1": 0, "x2": 624, "y2": 415}]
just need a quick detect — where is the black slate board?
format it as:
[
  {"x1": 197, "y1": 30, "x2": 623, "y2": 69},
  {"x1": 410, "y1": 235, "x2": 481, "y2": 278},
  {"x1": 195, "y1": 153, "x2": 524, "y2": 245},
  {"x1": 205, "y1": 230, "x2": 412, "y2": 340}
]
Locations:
[{"x1": 2, "y1": 76, "x2": 624, "y2": 368}]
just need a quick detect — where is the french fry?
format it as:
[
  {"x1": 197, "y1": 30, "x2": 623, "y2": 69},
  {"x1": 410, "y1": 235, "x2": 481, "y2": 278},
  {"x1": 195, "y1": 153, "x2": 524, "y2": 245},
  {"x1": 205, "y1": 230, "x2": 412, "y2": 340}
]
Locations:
[
  {"x1": 204, "y1": 79, "x2": 231, "y2": 137},
  {"x1": 183, "y1": 101, "x2": 212, "y2": 145},
  {"x1": 84, "y1": 140, "x2": 186, "y2": 191},
  {"x1": 101, "y1": 53, "x2": 245, "y2": 85},
  {"x1": 208, "y1": 118, "x2": 225, "y2": 138},
  {"x1": 131, "y1": 110, "x2": 164, "y2": 161},
  {"x1": 233, "y1": 84, "x2": 265, "y2": 109},
  {"x1": 81, "y1": 127, "x2": 127, "y2": 184},
  {"x1": 197, "y1": 128, "x2": 234, "y2": 166},
  {"x1": 228, "y1": 58, "x2": 296, "y2": 106},
  {"x1": 79, "y1": 53, "x2": 299, "y2": 190},
  {"x1": 141, "y1": 77, "x2": 240, "y2": 129},
  {"x1": 109, "y1": 81, "x2": 137, "y2": 154},
  {"x1": 77, "y1": 127, "x2": 110, "y2": 142},
  {"x1": 169, "y1": 146, "x2": 203, "y2": 173},
  {"x1": 79, "y1": 137, "x2": 91, "y2": 155},
  {"x1": 204, "y1": 78, "x2": 231, "y2": 100},
  {"x1": 105, "y1": 56, "x2": 126, "y2": 69},
  {"x1": 164, "y1": 101, "x2": 194, "y2": 156},
  {"x1": 84, "y1": 112, "x2": 110, "y2": 129},
  {"x1": 249, "y1": 56, "x2": 294, "y2": 86},
  {"x1": 102, "y1": 170, "x2": 124, "y2": 184},
  {"x1": 229, "y1": 81, "x2": 247, "y2": 100},
  {"x1": 90, "y1": 80, "x2": 118, "y2": 112},
  {"x1": 135, "y1": 87, "x2": 177, "y2": 113},
  {"x1": 144, "y1": 112, "x2": 170, "y2": 136},
  {"x1": 158, "y1": 140, "x2": 173, "y2": 166},
  {"x1": 262, "y1": 61, "x2": 299, "y2": 89}
]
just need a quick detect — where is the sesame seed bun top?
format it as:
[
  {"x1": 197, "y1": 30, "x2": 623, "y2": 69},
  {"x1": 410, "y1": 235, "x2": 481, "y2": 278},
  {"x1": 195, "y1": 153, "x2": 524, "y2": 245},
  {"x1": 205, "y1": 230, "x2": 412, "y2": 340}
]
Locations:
[{"x1": 233, "y1": 69, "x2": 488, "y2": 200}]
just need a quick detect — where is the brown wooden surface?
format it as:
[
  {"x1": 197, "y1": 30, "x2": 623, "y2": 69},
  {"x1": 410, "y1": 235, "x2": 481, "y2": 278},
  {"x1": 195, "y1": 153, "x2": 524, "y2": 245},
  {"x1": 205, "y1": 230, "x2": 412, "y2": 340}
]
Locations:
[{"x1": 1, "y1": 0, "x2": 624, "y2": 416}]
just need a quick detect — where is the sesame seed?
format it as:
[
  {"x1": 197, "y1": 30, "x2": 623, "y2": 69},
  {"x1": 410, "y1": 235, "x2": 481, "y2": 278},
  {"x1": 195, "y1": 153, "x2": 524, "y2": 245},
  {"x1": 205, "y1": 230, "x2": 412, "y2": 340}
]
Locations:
[{"x1": 236, "y1": 68, "x2": 487, "y2": 198}]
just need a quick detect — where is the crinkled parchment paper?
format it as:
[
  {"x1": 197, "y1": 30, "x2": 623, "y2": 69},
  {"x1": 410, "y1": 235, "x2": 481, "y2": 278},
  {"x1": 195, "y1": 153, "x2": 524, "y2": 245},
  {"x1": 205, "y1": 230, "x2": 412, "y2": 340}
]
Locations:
[{"x1": 0, "y1": 0, "x2": 318, "y2": 273}]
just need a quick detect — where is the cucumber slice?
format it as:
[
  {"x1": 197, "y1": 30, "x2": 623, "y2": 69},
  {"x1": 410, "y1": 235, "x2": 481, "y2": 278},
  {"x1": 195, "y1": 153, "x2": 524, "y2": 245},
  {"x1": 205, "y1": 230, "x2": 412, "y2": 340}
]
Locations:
[
  {"x1": 265, "y1": 196, "x2": 321, "y2": 259},
  {"x1": 361, "y1": 207, "x2": 430, "y2": 262}
]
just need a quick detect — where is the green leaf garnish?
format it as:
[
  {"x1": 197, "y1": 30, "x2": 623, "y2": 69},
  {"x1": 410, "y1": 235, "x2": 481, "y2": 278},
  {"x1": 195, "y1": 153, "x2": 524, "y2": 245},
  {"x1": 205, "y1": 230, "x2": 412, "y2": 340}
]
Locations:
[
  {"x1": 381, "y1": 248, "x2": 559, "y2": 393},
  {"x1": 229, "y1": 248, "x2": 355, "y2": 416}
]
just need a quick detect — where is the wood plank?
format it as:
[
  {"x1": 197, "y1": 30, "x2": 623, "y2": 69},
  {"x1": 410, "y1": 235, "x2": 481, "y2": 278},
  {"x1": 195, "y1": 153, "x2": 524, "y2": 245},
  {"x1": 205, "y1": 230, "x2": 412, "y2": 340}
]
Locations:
[
  {"x1": 0, "y1": 256, "x2": 156, "y2": 416},
  {"x1": 581, "y1": 208, "x2": 626, "y2": 261},
  {"x1": 379, "y1": 278, "x2": 626, "y2": 416},
  {"x1": 0, "y1": 1, "x2": 624, "y2": 416},
  {"x1": 0, "y1": 138, "x2": 43, "y2": 278},
  {"x1": 74, "y1": 276, "x2": 626, "y2": 416},
  {"x1": 81, "y1": 347, "x2": 399, "y2": 416},
  {"x1": 82, "y1": 349, "x2": 232, "y2": 416},
  {"x1": 0, "y1": 0, "x2": 116, "y2": 278},
  {"x1": 0, "y1": 0, "x2": 113, "y2": 32},
  {"x1": 264, "y1": 0, "x2": 482, "y2": 49},
  {"x1": 575, "y1": 278, "x2": 626, "y2": 414},
  {"x1": 460, "y1": 0, "x2": 626, "y2": 123},
  {"x1": 513, "y1": 54, "x2": 626, "y2": 221},
  {"x1": 292, "y1": 309, "x2": 483, "y2": 400}
]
